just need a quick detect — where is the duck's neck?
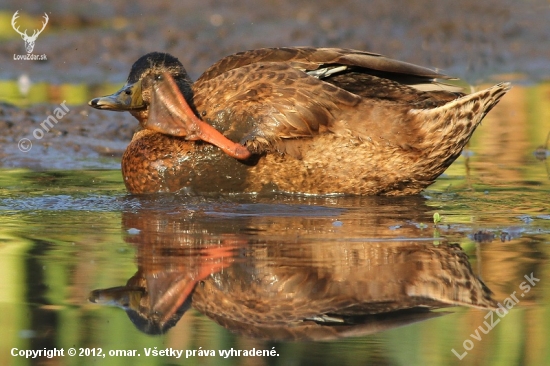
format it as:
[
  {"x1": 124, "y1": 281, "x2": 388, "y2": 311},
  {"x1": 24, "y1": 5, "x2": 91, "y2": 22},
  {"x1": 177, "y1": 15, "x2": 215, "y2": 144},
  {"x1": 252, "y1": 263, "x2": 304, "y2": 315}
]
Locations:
[{"x1": 131, "y1": 109, "x2": 150, "y2": 129}]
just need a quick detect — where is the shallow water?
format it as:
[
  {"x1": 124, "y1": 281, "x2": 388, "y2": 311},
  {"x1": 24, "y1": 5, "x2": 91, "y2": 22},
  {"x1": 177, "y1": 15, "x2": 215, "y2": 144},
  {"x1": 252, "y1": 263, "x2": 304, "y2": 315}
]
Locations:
[{"x1": 0, "y1": 81, "x2": 549, "y2": 366}]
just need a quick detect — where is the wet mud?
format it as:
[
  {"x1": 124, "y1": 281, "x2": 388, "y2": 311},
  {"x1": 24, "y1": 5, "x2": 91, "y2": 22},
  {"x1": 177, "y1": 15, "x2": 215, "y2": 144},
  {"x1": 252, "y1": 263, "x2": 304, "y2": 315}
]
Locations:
[
  {"x1": 0, "y1": 102, "x2": 133, "y2": 169},
  {"x1": 0, "y1": 0, "x2": 549, "y2": 169}
]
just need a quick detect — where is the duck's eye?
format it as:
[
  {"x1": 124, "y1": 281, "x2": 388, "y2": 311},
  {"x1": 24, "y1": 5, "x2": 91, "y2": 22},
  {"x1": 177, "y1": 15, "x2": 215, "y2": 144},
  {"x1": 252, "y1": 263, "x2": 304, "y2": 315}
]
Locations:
[
  {"x1": 155, "y1": 74, "x2": 163, "y2": 81},
  {"x1": 125, "y1": 89, "x2": 132, "y2": 95}
]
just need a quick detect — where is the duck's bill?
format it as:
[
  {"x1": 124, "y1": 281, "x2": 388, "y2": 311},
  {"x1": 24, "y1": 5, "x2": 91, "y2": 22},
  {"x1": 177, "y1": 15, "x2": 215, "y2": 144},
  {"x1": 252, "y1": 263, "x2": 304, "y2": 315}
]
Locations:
[
  {"x1": 88, "y1": 285, "x2": 145, "y2": 309},
  {"x1": 148, "y1": 72, "x2": 252, "y2": 160},
  {"x1": 88, "y1": 81, "x2": 144, "y2": 111}
]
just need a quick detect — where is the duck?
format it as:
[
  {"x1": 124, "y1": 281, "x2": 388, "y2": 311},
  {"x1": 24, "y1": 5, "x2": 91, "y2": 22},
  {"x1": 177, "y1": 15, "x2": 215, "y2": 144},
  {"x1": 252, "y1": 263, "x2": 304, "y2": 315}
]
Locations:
[{"x1": 89, "y1": 48, "x2": 510, "y2": 195}]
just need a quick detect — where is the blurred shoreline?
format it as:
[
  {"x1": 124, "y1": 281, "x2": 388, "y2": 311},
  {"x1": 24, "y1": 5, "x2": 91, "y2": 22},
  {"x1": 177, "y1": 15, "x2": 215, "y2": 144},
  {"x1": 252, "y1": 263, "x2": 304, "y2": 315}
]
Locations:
[{"x1": 0, "y1": 0, "x2": 549, "y2": 85}]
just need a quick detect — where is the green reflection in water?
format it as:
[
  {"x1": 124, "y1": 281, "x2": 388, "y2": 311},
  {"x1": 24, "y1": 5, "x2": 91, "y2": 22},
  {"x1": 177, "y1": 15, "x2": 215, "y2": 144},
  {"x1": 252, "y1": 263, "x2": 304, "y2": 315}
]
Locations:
[
  {"x1": 0, "y1": 169, "x2": 124, "y2": 197},
  {"x1": 0, "y1": 79, "x2": 122, "y2": 107}
]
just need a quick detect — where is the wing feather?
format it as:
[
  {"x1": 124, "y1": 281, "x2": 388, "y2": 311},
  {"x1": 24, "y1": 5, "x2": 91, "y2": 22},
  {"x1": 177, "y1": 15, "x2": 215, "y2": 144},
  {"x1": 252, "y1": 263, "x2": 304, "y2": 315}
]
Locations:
[
  {"x1": 198, "y1": 47, "x2": 452, "y2": 84},
  {"x1": 194, "y1": 62, "x2": 361, "y2": 156}
]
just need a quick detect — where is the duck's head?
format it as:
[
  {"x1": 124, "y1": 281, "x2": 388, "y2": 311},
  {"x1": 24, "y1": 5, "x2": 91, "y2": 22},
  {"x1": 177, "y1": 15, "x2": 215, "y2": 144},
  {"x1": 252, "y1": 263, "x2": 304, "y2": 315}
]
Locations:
[
  {"x1": 89, "y1": 52, "x2": 193, "y2": 127},
  {"x1": 88, "y1": 271, "x2": 192, "y2": 335}
]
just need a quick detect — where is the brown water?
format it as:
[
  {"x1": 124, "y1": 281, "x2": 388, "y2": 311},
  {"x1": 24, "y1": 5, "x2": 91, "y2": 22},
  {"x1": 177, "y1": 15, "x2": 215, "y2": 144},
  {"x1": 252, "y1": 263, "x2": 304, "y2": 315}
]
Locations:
[{"x1": 0, "y1": 82, "x2": 549, "y2": 366}]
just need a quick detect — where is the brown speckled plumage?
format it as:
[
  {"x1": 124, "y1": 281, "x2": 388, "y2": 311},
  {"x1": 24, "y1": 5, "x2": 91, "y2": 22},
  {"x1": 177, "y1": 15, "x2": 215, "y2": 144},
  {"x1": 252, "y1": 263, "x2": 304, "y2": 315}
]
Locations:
[
  {"x1": 89, "y1": 48, "x2": 510, "y2": 195},
  {"x1": 90, "y1": 232, "x2": 497, "y2": 338}
]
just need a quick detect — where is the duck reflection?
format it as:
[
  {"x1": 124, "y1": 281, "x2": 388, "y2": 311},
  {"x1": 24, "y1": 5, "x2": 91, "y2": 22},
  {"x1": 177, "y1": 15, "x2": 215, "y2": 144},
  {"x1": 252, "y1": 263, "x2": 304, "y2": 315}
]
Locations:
[{"x1": 89, "y1": 196, "x2": 497, "y2": 340}]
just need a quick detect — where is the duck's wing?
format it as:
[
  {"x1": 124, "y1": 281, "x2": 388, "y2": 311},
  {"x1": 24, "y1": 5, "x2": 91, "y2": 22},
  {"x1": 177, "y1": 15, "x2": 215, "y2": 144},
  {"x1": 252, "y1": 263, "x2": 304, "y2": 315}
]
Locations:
[
  {"x1": 193, "y1": 61, "x2": 365, "y2": 158},
  {"x1": 146, "y1": 62, "x2": 362, "y2": 159},
  {"x1": 198, "y1": 47, "x2": 456, "y2": 91},
  {"x1": 152, "y1": 60, "x2": 458, "y2": 160}
]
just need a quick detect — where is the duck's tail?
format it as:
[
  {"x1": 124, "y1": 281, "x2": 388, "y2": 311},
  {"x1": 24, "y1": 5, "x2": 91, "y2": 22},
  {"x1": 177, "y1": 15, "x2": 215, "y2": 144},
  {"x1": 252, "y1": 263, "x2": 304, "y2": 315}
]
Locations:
[{"x1": 410, "y1": 82, "x2": 511, "y2": 173}]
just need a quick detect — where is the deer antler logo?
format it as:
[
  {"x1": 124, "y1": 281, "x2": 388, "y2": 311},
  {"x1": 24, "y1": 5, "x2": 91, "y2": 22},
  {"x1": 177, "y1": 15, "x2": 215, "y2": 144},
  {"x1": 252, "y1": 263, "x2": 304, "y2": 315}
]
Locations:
[{"x1": 11, "y1": 11, "x2": 49, "y2": 54}]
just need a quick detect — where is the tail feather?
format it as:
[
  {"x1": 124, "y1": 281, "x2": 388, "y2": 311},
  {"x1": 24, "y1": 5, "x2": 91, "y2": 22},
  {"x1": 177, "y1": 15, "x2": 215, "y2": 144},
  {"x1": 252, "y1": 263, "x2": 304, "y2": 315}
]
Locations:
[
  {"x1": 409, "y1": 82, "x2": 511, "y2": 175},
  {"x1": 414, "y1": 82, "x2": 511, "y2": 135}
]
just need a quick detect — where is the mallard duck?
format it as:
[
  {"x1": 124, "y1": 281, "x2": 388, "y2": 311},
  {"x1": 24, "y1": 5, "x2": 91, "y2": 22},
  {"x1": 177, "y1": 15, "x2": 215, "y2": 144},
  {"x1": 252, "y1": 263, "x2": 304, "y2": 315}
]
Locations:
[{"x1": 89, "y1": 48, "x2": 510, "y2": 195}]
